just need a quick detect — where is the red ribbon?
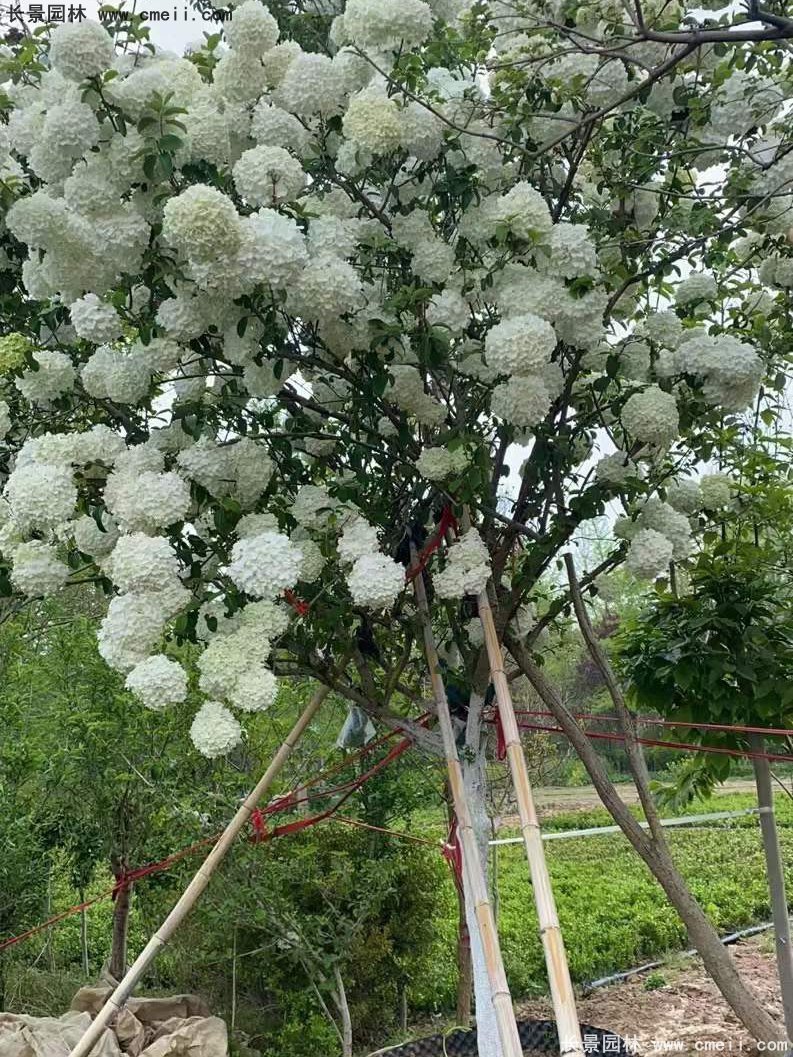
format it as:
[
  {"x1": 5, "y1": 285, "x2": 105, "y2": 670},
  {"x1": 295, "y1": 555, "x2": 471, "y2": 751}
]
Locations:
[
  {"x1": 284, "y1": 589, "x2": 310, "y2": 616},
  {"x1": 442, "y1": 817, "x2": 465, "y2": 896},
  {"x1": 495, "y1": 710, "x2": 507, "y2": 761},
  {"x1": 405, "y1": 504, "x2": 459, "y2": 582}
]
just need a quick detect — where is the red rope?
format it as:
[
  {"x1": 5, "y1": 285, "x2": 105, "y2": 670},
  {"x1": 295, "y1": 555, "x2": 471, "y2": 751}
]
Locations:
[
  {"x1": 512, "y1": 719, "x2": 793, "y2": 765},
  {"x1": 494, "y1": 710, "x2": 507, "y2": 761},
  {"x1": 283, "y1": 589, "x2": 310, "y2": 617},
  {"x1": 513, "y1": 709, "x2": 793, "y2": 740},
  {"x1": 405, "y1": 505, "x2": 458, "y2": 582}
]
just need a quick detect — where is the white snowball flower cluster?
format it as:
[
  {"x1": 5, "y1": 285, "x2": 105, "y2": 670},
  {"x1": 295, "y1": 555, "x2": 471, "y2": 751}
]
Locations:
[
  {"x1": 291, "y1": 484, "x2": 340, "y2": 528},
  {"x1": 546, "y1": 223, "x2": 598, "y2": 279},
  {"x1": 190, "y1": 700, "x2": 242, "y2": 758},
  {"x1": 625, "y1": 528, "x2": 674, "y2": 580},
  {"x1": 97, "y1": 592, "x2": 170, "y2": 673},
  {"x1": 621, "y1": 386, "x2": 679, "y2": 448},
  {"x1": 108, "y1": 533, "x2": 179, "y2": 593},
  {"x1": 343, "y1": 0, "x2": 434, "y2": 50},
  {"x1": 434, "y1": 529, "x2": 491, "y2": 599},
  {"x1": 5, "y1": 459, "x2": 76, "y2": 533},
  {"x1": 0, "y1": 401, "x2": 10, "y2": 441},
  {"x1": 347, "y1": 552, "x2": 404, "y2": 609},
  {"x1": 388, "y1": 365, "x2": 446, "y2": 426},
  {"x1": 416, "y1": 446, "x2": 469, "y2": 481},
  {"x1": 595, "y1": 451, "x2": 642, "y2": 489},
  {"x1": 225, "y1": 531, "x2": 303, "y2": 599},
  {"x1": 177, "y1": 438, "x2": 273, "y2": 508},
  {"x1": 162, "y1": 185, "x2": 241, "y2": 263},
  {"x1": 15, "y1": 350, "x2": 76, "y2": 404},
  {"x1": 70, "y1": 293, "x2": 123, "y2": 344},
  {"x1": 490, "y1": 375, "x2": 552, "y2": 429},
  {"x1": 228, "y1": 665, "x2": 278, "y2": 712},
  {"x1": 9, "y1": 540, "x2": 70, "y2": 597},
  {"x1": 73, "y1": 513, "x2": 119, "y2": 558},
  {"x1": 674, "y1": 273, "x2": 718, "y2": 306},
  {"x1": 232, "y1": 146, "x2": 305, "y2": 207},
  {"x1": 225, "y1": 0, "x2": 279, "y2": 54},
  {"x1": 338, "y1": 516, "x2": 380, "y2": 563},
  {"x1": 81, "y1": 345, "x2": 153, "y2": 406},
  {"x1": 699, "y1": 473, "x2": 732, "y2": 509},
  {"x1": 342, "y1": 86, "x2": 403, "y2": 155},
  {"x1": 48, "y1": 20, "x2": 113, "y2": 81},
  {"x1": 666, "y1": 478, "x2": 702, "y2": 514},
  {"x1": 105, "y1": 468, "x2": 191, "y2": 532},
  {"x1": 484, "y1": 314, "x2": 556, "y2": 376},
  {"x1": 674, "y1": 333, "x2": 764, "y2": 411},
  {"x1": 635, "y1": 499, "x2": 693, "y2": 560},
  {"x1": 125, "y1": 654, "x2": 188, "y2": 711}
]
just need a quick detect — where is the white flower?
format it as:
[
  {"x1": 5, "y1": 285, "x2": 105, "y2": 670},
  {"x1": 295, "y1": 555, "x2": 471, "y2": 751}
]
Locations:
[
  {"x1": 625, "y1": 528, "x2": 673, "y2": 580},
  {"x1": 636, "y1": 499, "x2": 693, "y2": 560},
  {"x1": 5, "y1": 460, "x2": 76, "y2": 533},
  {"x1": 228, "y1": 664, "x2": 278, "y2": 712},
  {"x1": 15, "y1": 351, "x2": 76, "y2": 404},
  {"x1": 276, "y1": 52, "x2": 346, "y2": 117},
  {"x1": 595, "y1": 451, "x2": 642, "y2": 489},
  {"x1": 225, "y1": 531, "x2": 303, "y2": 599},
  {"x1": 81, "y1": 345, "x2": 152, "y2": 405},
  {"x1": 490, "y1": 375, "x2": 551, "y2": 428},
  {"x1": 108, "y1": 533, "x2": 180, "y2": 594},
  {"x1": 296, "y1": 537, "x2": 325, "y2": 581},
  {"x1": 162, "y1": 185, "x2": 241, "y2": 264},
  {"x1": 546, "y1": 223, "x2": 598, "y2": 279},
  {"x1": 250, "y1": 101, "x2": 311, "y2": 155},
  {"x1": 104, "y1": 470, "x2": 191, "y2": 532},
  {"x1": 288, "y1": 253, "x2": 364, "y2": 320},
  {"x1": 10, "y1": 540, "x2": 69, "y2": 597},
  {"x1": 225, "y1": 0, "x2": 279, "y2": 55},
  {"x1": 291, "y1": 484, "x2": 340, "y2": 528},
  {"x1": 675, "y1": 272, "x2": 718, "y2": 306},
  {"x1": 97, "y1": 592, "x2": 168, "y2": 672},
  {"x1": 416, "y1": 445, "x2": 469, "y2": 481},
  {"x1": 699, "y1": 473, "x2": 732, "y2": 509},
  {"x1": 347, "y1": 552, "x2": 404, "y2": 609},
  {"x1": 343, "y1": 0, "x2": 433, "y2": 50},
  {"x1": 484, "y1": 314, "x2": 556, "y2": 376},
  {"x1": 233, "y1": 145, "x2": 306, "y2": 207},
  {"x1": 126, "y1": 655, "x2": 188, "y2": 711},
  {"x1": 70, "y1": 294, "x2": 123, "y2": 344},
  {"x1": 73, "y1": 513, "x2": 120, "y2": 558},
  {"x1": 190, "y1": 701, "x2": 242, "y2": 758},
  {"x1": 434, "y1": 528, "x2": 490, "y2": 599},
  {"x1": 665, "y1": 478, "x2": 701, "y2": 514},
  {"x1": 0, "y1": 401, "x2": 10, "y2": 441},
  {"x1": 343, "y1": 86, "x2": 403, "y2": 155},
  {"x1": 338, "y1": 516, "x2": 379, "y2": 563},
  {"x1": 49, "y1": 20, "x2": 113, "y2": 81},
  {"x1": 621, "y1": 386, "x2": 679, "y2": 447}
]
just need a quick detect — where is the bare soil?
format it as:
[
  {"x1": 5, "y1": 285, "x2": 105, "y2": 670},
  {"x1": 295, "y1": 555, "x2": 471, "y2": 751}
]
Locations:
[
  {"x1": 528, "y1": 779, "x2": 760, "y2": 819},
  {"x1": 517, "y1": 934, "x2": 785, "y2": 1056}
]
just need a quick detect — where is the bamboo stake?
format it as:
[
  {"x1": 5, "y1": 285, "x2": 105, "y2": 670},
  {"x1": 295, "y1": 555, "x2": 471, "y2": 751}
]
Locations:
[
  {"x1": 477, "y1": 587, "x2": 584, "y2": 1057},
  {"x1": 69, "y1": 683, "x2": 331, "y2": 1057},
  {"x1": 410, "y1": 547, "x2": 523, "y2": 1057}
]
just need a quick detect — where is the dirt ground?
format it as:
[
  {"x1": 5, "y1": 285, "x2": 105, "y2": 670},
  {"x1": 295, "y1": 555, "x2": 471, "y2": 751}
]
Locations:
[
  {"x1": 517, "y1": 934, "x2": 786, "y2": 1055},
  {"x1": 529, "y1": 779, "x2": 761, "y2": 818}
]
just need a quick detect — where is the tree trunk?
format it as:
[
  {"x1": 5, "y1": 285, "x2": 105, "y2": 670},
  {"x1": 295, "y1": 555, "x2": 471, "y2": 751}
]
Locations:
[
  {"x1": 508, "y1": 637, "x2": 786, "y2": 1045},
  {"x1": 110, "y1": 857, "x2": 131, "y2": 982},
  {"x1": 80, "y1": 891, "x2": 89, "y2": 977},
  {"x1": 463, "y1": 696, "x2": 504, "y2": 1057},
  {"x1": 332, "y1": 966, "x2": 353, "y2": 1057},
  {"x1": 751, "y1": 734, "x2": 793, "y2": 1040}
]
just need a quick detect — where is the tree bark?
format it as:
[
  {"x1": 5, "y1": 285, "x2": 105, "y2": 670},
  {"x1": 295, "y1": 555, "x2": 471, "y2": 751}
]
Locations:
[
  {"x1": 110, "y1": 856, "x2": 131, "y2": 982},
  {"x1": 332, "y1": 966, "x2": 353, "y2": 1057},
  {"x1": 751, "y1": 734, "x2": 793, "y2": 1040},
  {"x1": 463, "y1": 694, "x2": 504, "y2": 1057},
  {"x1": 507, "y1": 637, "x2": 786, "y2": 1045}
]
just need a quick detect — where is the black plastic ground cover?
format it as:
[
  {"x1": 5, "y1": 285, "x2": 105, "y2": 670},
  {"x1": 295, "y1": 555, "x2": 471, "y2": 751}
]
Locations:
[{"x1": 370, "y1": 1020, "x2": 629, "y2": 1056}]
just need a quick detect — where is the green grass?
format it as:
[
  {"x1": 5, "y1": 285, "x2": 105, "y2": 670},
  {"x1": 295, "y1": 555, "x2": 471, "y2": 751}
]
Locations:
[{"x1": 411, "y1": 791, "x2": 793, "y2": 1010}]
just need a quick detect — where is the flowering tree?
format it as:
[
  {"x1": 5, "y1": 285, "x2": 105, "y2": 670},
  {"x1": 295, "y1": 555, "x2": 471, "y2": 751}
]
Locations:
[{"x1": 2, "y1": 0, "x2": 793, "y2": 1047}]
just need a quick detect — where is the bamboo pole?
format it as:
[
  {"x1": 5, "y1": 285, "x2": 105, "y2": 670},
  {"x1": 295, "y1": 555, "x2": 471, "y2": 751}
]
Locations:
[
  {"x1": 477, "y1": 586, "x2": 584, "y2": 1057},
  {"x1": 750, "y1": 734, "x2": 793, "y2": 1042},
  {"x1": 69, "y1": 683, "x2": 331, "y2": 1057},
  {"x1": 410, "y1": 547, "x2": 523, "y2": 1057}
]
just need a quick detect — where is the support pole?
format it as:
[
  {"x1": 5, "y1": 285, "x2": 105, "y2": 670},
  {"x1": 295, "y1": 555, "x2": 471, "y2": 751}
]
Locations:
[
  {"x1": 478, "y1": 588, "x2": 584, "y2": 1057},
  {"x1": 410, "y1": 549, "x2": 523, "y2": 1057},
  {"x1": 751, "y1": 734, "x2": 793, "y2": 1042},
  {"x1": 69, "y1": 683, "x2": 331, "y2": 1057}
]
